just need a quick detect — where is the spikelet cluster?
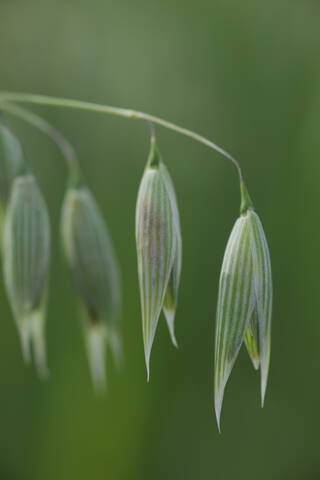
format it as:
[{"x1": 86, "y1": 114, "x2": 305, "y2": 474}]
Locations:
[{"x1": 0, "y1": 112, "x2": 274, "y2": 428}]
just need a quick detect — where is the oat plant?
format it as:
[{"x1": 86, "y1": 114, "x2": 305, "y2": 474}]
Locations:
[{"x1": 0, "y1": 92, "x2": 272, "y2": 429}]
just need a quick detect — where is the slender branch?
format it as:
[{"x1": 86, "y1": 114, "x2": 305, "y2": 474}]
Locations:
[
  {"x1": 145, "y1": 119, "x2": 156, "y2": 144},
  {"x1": 0, "y1": 102, "x2": 78, "y2": 171},
  {"x1": 0, "y1": 92, "x2": 244, "y2": 183}
]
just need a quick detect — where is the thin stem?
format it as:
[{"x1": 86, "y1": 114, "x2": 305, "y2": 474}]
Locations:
[
  {"x1": 141, "y1": 114, "x2": 243, "y2": 184},
  {"x1": 145, "y1": 119, "x2": 156, "y2": 144},
  {"x1": 0, "y1": 92, "x2": 244, "y2": 183},
  {"x1": 0, "y1": 102, "x2": 78, "y2": 171}
]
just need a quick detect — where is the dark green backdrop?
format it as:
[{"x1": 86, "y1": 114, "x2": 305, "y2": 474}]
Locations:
[{"x1": 0, "y1": 0, "x2": 319, "y2": 478}]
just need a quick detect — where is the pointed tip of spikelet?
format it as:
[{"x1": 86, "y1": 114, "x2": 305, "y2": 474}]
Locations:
[{"x1": 85, "y1": 325, "x2": 107, "y2": 395}]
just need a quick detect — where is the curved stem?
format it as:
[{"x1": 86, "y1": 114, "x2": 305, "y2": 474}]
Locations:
[
  {"x1": 0, "y1": 102, "x2": 79, "y2": 172},
  {"x1": 0, "y1": 92, "x2": 244, "y2": 183}
]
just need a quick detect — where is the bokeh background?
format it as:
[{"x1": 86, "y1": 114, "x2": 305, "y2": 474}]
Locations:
[{"x1": 0, "y1": 0, "x2": 320, "y2": 478}]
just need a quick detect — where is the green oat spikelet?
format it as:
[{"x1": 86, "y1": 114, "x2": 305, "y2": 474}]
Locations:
[
  {"x1": 3, "y1": 173, "x2": 50, "y2": 379},
  {"x1": 214, "y1": 183, "x2": 272, "y2": 430},
  {"x1": 0, "y1": 117, "x2": 26, "y2": 233},
  {"x1": 136, "y1": 139, "x2": 182, "y2": 379},
  {"x1": 61, "y1": 177, "x2": 121, "y2": 393}
]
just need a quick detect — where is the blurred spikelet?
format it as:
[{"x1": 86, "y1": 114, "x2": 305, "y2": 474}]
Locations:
[
  {"x1": 3, "y1": 173, "x2": 50, "y2": 378},
  {"x1": 61, "y1": 181, "x2": 121, "y2": 392}
]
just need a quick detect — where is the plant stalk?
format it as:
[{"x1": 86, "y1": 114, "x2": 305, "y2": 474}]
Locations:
[
  {"x1": 0, "y1": 102, "x2": 79, "y2": 175},
  {"x1": 0, "y1": 92, "x2": 244, "y2": 183}
]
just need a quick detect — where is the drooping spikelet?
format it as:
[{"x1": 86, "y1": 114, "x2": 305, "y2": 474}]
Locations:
[
  {"x1": 61, "y1": 178, "x2": 121, "y2": 392},
  {"x1": 214, "y1": 183, "x2": 272, "y2": 430},
  {"x1": 136, "y1": 138, "x2": 182, "y2": 379},
  {"x1": 3, "y1": 172, "x2": 50, "y2": 378},
  {"x1": 0, "y1": 117, "x2": 25, "y2": 234}
]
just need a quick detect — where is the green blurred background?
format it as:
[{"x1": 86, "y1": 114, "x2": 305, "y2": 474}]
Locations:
[{"x1": 0, "y1": 0, "x2": 320, "y2": 478}]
